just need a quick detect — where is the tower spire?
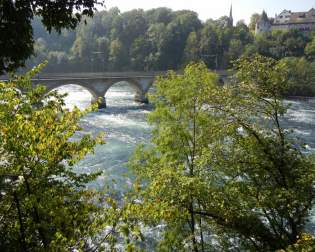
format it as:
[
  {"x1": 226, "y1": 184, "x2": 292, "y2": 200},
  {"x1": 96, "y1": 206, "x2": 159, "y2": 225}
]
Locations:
[{"x1": 229, "y1": 3, "x2": 233, "y2": 27}]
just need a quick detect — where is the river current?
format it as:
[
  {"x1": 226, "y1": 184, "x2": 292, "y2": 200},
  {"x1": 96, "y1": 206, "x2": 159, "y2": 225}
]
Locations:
[
  {"x1": 57, "y1": 83, "x2": 315, "y2": 233},
  {"x1": 60, "y1": 83, "x2": 153, "y2": 192}
]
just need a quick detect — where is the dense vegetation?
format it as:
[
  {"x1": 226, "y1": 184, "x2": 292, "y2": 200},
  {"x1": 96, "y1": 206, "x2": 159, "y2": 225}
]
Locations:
[
  {"x1": 2, "y1": 3, "x2": 315, "y2": 251},
  {"x1": 0, "y1": 0, "x2": 104, "y2": 74},
  {"x1": 0, "y1": 65, "x2": 143, "y2": 251},
  {"x1": 128, "y1": 57, "x2": 315, "y2": 251},
  {"x1": 25, "y1": 8, "x2": 315, "y2": 96},
  {"x1": 2, "y1": 57, "x2": 315, "y2": 251},
  {"x1": 26, "y1": 8, "x2": 315, "y2": 73}
]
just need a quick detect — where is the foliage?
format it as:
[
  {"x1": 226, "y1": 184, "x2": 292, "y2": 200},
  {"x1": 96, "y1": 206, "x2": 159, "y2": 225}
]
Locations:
[
  {"x1": 26, "y1": 8, "x2": 251, "y2": 72},
  {"x1": 129, "y1": 58, "x2": 315, "y2": 251},
  {"x1": 277, "y1": 234, "x2": 315, "y2": 252},
  {"x1": 0, "y1": 0, "x2": 104, "y2": 73},
  {"x1": 25, "y1": 7, "x2": 315, "y2": 75},
  {"x1": 129, "y1": 62, "x2": 220, "y2": 251},
  {"x1": 0, "y1": 64, "x2": 117, "y2": 251},
  {"x1": 280, "y1": 57, "x2": 315, "y2": 96},
  {"x1": 249, "y1": 30, "x2": 310, "y2": 59},
  {"x1": 305, "y1": 36, "x2": 315, "y2": 60},
  {"x1": 249, "y1": 13, "x2": 260, "y2": 32}
]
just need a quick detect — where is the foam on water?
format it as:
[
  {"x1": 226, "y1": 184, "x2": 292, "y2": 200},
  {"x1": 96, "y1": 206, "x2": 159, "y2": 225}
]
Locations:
[
  {"x1": 54, "y1": 85, "x2": 315, "y2": 235},
  {"x1": 52, "y1": 86, "x2": 315, "y2": 185},
  {"x1": 54, "y1": 83, "x2": 151, "y2": 191},
  {"x1": 283, "y1": 98, "x2": 315, "y2": 148},
  {"x1": 52, "y1": 84, "x2": 92, "y2": 110}
]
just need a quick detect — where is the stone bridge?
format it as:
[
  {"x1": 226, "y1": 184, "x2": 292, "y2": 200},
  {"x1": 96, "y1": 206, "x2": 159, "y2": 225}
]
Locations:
[
  {"x1": 31, "y1": 72, "x2": 161, "y2": 108},
  {"x1": 0, "y1": 71, "x2": 230, "y2": 108}
]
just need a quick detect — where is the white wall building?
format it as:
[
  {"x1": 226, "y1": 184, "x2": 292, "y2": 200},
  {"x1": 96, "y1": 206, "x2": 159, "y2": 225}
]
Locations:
[{"x1": 255, "y1": 8, "x2": 315, "y2": 35}]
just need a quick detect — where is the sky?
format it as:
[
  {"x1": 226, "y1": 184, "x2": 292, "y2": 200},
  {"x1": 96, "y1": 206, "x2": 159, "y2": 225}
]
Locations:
[{"x1": 103, "y1": 0, "x2": 315, "y2": 23}]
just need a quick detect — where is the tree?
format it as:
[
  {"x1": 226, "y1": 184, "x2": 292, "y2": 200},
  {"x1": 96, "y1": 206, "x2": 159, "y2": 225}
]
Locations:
[
  {"x1": 130, "y1": 36, "x2": 152, "y2": 70},
  {"x1": 129, "y1": 62, "x2": 219, "y2": 251},
  {"x1": 233, "y1": 20, "x2": 253, "y2": 45},
  {"x1": 183, "y1": 31, "x2": 201, "y2": 65},
  {"x1": 199, "y1": 22, "x2": 219, "y2": 69},
  {"x1": 109, "y1": 38, "x2": 126, "y2": 70},
  {"x1": 145, "y1": 23, "x2": 168, "y2": 70},
  {"x1": 159, "y1": 10, "x2": 201, "y2": 69},
  {"x1": 305, "y1": 36, "x2": 315, "y2": 60},
  {"x1": 0, "y1": 64, "x2": 109, "y2": 250},
  {"x1": 198, "y1": 55, "x2": 315, "y2": 250},
  {"x1": 116, "y1": 9, "x2": 148, "y2": 46},
  {"x1": 249, "y1": 13, "x2": 260, "y2": 32},
  {"x1": 20, "y1": 7, "x2": 314, "y2": 73},
  {"x1": 253, "y1": 30, "x2": 309, "y2": 60},
  {"x1": 226, "y1": 39, "x2": 243, "y2": 63},
  {"x1": 0, "y1": 0, "x2": 104, "y2": 73},
  {"x1": 280, "y1": 57, "x2": 315, "y2": 96},
  {"x1": 130, "y1": 57, "x2": 315, "y2": 251},
  {"x1": 145, "y1": 7, "x2": 174, "y2": 25}
]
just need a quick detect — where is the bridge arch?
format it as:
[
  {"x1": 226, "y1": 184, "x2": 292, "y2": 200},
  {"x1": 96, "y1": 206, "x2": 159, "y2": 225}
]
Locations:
[
  {"x1": 42, "y1": 81, "x2": 108, "y2": 108},
  {"x1": 44, "y1": 82, "x2": 98, "y2": 99},
  {"x1": 28, "y1": 74, "x2": 156, "y2": 109},
  {"x1": 105, "y1": 80, "x2": 148, "y2": 104}
]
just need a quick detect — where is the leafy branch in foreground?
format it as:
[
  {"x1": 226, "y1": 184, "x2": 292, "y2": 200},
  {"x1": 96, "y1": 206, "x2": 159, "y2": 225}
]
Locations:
[
  {"x1": 129, "y1": 58, "x2": 315, "y2": 251},
  {"x1": 0, "y1": 64, "x2": 110, "y2": 251}
]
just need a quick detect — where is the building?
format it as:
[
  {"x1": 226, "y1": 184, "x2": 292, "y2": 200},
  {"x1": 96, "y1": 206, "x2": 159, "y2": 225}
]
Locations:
[
  {"x1": 228, "y1": 4, "x2": 233, "y2": 27},
  {"x1": 255, "y1": 11, "x2": 271, "y2": 34},
  {"x1": 255, "y1": 8, "x2": 315, "y2": 35}
]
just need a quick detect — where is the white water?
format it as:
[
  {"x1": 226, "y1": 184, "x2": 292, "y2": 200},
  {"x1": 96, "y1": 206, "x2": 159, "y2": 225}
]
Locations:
[
  {"x1": 56, "y1": 83, "x2": 152, "y2": 193},
  {"x1": 56, "y1": 84, "x2": 315, "y2": 234}
]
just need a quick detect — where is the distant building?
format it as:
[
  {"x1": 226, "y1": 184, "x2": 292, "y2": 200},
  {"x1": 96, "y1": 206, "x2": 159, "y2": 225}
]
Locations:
[
  {"x1": 255, "y1": 8, "x2": 315, "y2": 35},
  {"x1": 255, "y1": 11, "x2": 271, "y2": 34},
  {"x1": 228, "y1": 4, "x2": 233, "y2": 27}
]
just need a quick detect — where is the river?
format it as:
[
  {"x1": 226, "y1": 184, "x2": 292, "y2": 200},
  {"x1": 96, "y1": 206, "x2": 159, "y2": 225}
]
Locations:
[
  {"x1": 59, "y1": 83, "x2": 153, "y2": 193},
  {"x1": 57, "y1": 83, "x2": 315, "y2": 233}
]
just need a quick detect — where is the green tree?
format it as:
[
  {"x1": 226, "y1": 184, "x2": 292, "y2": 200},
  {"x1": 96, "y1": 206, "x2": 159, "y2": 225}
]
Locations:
[
  {"x1": 226, "y1": 39, "x2": 243, "y2": 64},
  {"x1": 130, "y1": 57, "x2": 315, "y2": 251},
  {"x1": 199, "y1": 22, "x2": 219, "y2": 69},
  {"x1": 0, "y1": 0, "x2": 104, "y2": 74},
  {"x1": 0, "y1": 64, "x2": 109, "y2": 251},
  {"x1": 109, "y1": 38, "x2": 127, "y2": 70},
  {"x1": 253, "y1": 30, "x2": 309, "y2": 59},
  {"x1": 183, "y1": 31, "x2": 201, "y2": 65},
  {"x1": 130, "y1": 36, "x2": 152, "y2": 70},
  {"x1": 249, "y1": 13, "x2": 260, "y2": 32},
  {"x1": 155, "y1": 10, "x2": 201, "y2": 69},
  {"x1": 145, "y1": 23, "x2": 168, "y2": 70},
  {"x1": 280, "y1": 57, "x2": 315, "y2": 96},
  {"x1": 129, "y1": 62, "x2": 219, "y2": 251},
  {"x1": 145, "y1": 7, "x2": 174, "y2": 25},
  {"x1": 198, "y1": 55, "x2": 315, "y2": 250},
  {"x1": 305, "y1": 36, "x2": 315, "y2": 59},
  {"x1": 277, "y1": 234, "x2": 315, "y2": 252}
]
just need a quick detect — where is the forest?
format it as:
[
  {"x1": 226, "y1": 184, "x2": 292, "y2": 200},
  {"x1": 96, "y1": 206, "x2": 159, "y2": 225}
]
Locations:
[
  {"x1": 24, "y1": 8, "x2": 315, "y2": 96},
  {"x1": 27, "y1": 8, "x2": 315, "y2": 73}
]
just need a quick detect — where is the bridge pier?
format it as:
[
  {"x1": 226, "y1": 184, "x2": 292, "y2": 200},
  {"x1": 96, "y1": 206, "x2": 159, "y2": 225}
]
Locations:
[
  {"x1": 98, "y1": 97, "x2": 107, "y2": 109},
  {"x1": 134, "y1": 93, "x2": 148, "y2": 104},
  {"x1": 91, "y1": 96, "x2": 106, "y2": 109}
]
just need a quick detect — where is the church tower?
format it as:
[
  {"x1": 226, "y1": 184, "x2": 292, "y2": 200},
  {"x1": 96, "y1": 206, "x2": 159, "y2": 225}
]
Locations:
[
  {"x1": 228, "y1": 4, "x2": 233, "y2": 27},
  {"x1": 255, "y1": 10, "x2": 271, "y2": 35}
]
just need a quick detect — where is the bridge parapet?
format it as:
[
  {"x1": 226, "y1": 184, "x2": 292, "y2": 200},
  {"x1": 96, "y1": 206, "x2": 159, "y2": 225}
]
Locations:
[
  {"x1": 31, "y1": 75, "x2": 155, "y2": 108},
  {"x1": 0, "y1": 71, "x2": 231, "y2": 108}
]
